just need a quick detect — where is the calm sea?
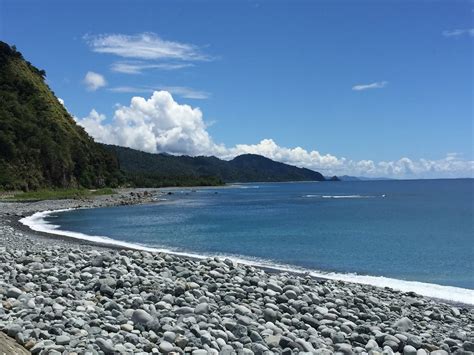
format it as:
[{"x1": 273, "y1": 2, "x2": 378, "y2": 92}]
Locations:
[{"x1": 27, "y1": 179, "x2": 474, "y2": 303}]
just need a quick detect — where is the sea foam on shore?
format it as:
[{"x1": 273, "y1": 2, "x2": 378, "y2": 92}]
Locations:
[{"x1": 20, "y1": 209, "x2": 474, "y2": 306}]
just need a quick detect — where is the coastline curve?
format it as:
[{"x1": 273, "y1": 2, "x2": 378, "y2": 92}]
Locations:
[{"x1": 20, "y1": 208, "x2": 474, "y2": 306}]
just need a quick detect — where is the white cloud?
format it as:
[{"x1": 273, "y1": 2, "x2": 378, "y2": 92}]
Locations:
[
  {"x1": 74, "y1": 109, "x2": 117, "y2": 144},
  {"x1": 75, "y1": 91, "x2": 473, "y2": 179},
  {"x1": 83, "y1": 71, "x2": 107, "y2": 91},
  {"x1": 85, "y1": 32, "x2": 212, "y2": 61},
  {"x1": 159, "y1": 86, "x2": 210, "y2": 99},
  {"x1": 77, "y1": 91, "x2": 218, "y2": 155},
  {"x1": 352, "y1": 81, "x2": 388, "y2": 91},
  {"x1": 221, "y1": 140, "x2": 473, "y2": 178},
  {"x1": 222, "y1": 139, "x2": 345, "y2": 172},
  {"x1": 108, "y1": 86, "x2": 152, "y2": 94},
  {"x1": 57, "y1": 97, "x2": 65, "y2": 105},
  {"x1": 109, "y1": 85, "x2": 210, "y2": 99},
  {"x1": 442, "y1": 28, "x2": 474, "y2": 38},
  {"x1": 111, "y1": 61, "x2": 193, "y2": 74}
]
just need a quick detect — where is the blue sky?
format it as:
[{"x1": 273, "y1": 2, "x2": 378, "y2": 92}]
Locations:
[{"x1": 1, "y1": 0, "x2": 473, "y2": 178}]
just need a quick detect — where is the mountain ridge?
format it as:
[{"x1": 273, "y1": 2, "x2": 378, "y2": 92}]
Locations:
[{"x1": 101, "y1": 144, "x2": 329, "y2": 186}]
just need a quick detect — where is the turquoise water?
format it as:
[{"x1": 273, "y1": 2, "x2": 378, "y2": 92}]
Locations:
[{"x1": 43, "y1": 179, "x2": 473, "y2": 290}]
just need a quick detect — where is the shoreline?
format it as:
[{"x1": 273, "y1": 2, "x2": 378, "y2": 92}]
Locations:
[
  {"x1": 14, "y1": 194, "x2": 474, "y2": 308},
  {"x1": 1, "y1": 188, "x2": 474, "y2": 354},
  {"x1": 6, "y1": 189, "x2": 295, "y2": 271}
]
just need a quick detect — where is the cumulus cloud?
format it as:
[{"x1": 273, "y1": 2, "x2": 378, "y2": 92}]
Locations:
[
  {"x1": 221, "y1": 140, "x2": 473, "y2": 179},
  {"x1": 75, "y1": 109, "x2": 117, "y2": 144},
  {"x1": 75, "y1": 91, "x2": 473, "y2": 179},
  {"x1": 442, "y1": 28, "x2": 474, "y2": 38},
  {"x1": 222, "y1": 139, "x2": 345, "y2": 172},
  {"x1": 83, "y1": 71, "x2": 107, "y2": 91},
  {"x1": 352, "y1": 81, "x2": 388, "y2": 91},
  {"x1": 111, "y1": 61, "x2": 193, "y2": 74},
  {"x1": 77, "y1": 91, "x2": 218, "y2": 154},
  {"x1": 85, "y1": 33, "x2": 212, "y2": 61}
]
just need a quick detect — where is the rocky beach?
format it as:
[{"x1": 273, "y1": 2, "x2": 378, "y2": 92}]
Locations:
[{"x1": 0, "y1": 190, "x2": 473, "y2": 355}]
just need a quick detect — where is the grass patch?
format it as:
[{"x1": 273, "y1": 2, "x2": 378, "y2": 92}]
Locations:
[
  {"x1": 89, "y1": 188, "x2": 116, "y2": 196},
  {"x1": 4, "y1": 188, "x2": 116, "y2": 201}
]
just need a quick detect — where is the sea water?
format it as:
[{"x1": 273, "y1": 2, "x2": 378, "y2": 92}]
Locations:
[{"x1": 22, "y1": 179, "x2": 474, "y2": 304}]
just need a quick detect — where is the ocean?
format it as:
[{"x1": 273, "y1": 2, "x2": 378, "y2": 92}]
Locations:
[{"x1": 23, "y1": 179, "x2": 474, "y2": 304}]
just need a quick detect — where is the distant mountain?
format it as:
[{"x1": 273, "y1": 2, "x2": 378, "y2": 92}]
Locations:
[
  {"x1": 337, "y1": 175, "x2": 361, "y2": 181},
  {"x1": 337, "y1": 175, "x2": 396, "y2": 181},
  {"x1": 102, "y1": 144, "x2": 328, "y2": 186},
  {"x1": 0, "y1": 41, "x2": 122, "y2": 190},
  {"x1": 228, "y1": 154, "x2": 326, "y2": 182}
]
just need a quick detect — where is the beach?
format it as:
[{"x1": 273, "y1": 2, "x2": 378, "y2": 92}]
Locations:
[{"x1": 1, "y1": 189, "x2": 473, "y2": 354}]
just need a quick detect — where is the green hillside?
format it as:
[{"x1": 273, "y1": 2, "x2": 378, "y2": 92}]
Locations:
[
  {"x1": 0, "y1": 41, "x2": 332, "y2": 190},
  {"x1": 229, "y1": 154, "x2": 326, "y2": 182},
  {"x1": 0, "y1": 42, "x2": 122, "y2": 190}
]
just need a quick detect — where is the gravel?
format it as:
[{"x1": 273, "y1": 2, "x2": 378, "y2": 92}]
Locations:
[{"x1": 0, "y1": 189, "x2": 473, "y2": 354}]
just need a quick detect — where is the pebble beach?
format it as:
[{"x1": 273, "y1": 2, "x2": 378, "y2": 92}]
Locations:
[{"x1": 0, "y1": 190, "x2": 473, "y2": 355}]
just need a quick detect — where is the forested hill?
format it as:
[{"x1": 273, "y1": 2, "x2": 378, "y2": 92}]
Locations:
[
  {"x1": 102, "y1": 144, "x2": 327, "y2": 185},
  {"x1": 229, "y1": 154, "x2": 326, "y2": 182},
  {"x1": 0, "y1": 40, "x2": 331, "y2": 190},
  {"x1": 0, "y1": 41, "x2": 122, "y2": 190}
]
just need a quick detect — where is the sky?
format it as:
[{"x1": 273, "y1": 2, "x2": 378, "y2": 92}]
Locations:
[{"x1": 1, "y1": 0, "x2": 473, "y2": 178}]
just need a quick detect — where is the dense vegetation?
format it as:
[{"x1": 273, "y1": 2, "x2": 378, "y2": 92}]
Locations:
[
  {"x1": 0, "y1": 41, "x2": 122, "y2": 190},
  {"x1": 0, "y1": 41, "x2": 331, "y2": 191},
  {"x1": 103, "y1": 144, "x2": 327, "y2": 184}
]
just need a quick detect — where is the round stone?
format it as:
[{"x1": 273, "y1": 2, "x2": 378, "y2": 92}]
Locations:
[
  {"x1": 131, "y1": 309, "x2": 153, "y2": 324},
  {"x1": 194, "y1": 302, "x2": 209, "y2": 315},
  {"x1": 403, "y1": 345, "x2": 417, "y2": 355},
  {"x1": 159, "y1": 341, "x2": 174, "y2": 354}
]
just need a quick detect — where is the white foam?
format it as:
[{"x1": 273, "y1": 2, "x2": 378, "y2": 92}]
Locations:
[
  {"x1": 324, "y1": 195, "x2": 379, "y2": 199},
  {"x1": 304, "y1": 194, "x2": 379, "y2": 199},
  {"x1": 20, "y1": 209, "x2": 474, "y2": 306},
  {"x1": 307, "y1": 271, "x2": 474, "y2": 306},
  {"x1": 20, "y1": 209, "x2": 208, "y2": 258}
]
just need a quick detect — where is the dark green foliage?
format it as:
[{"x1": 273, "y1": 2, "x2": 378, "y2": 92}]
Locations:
[
  {"x1": 0, "y1": 41, "x2": 329, "y2": 190},
  {"x1": 0, "y1": 41, "x2": 123, "y2": 190},
  {"x1": 102, "y1": 144, "x2": 327, "y2": 184},
  {"x1": 229, "y1": 154, "x2": 326, "y2": 182}
]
